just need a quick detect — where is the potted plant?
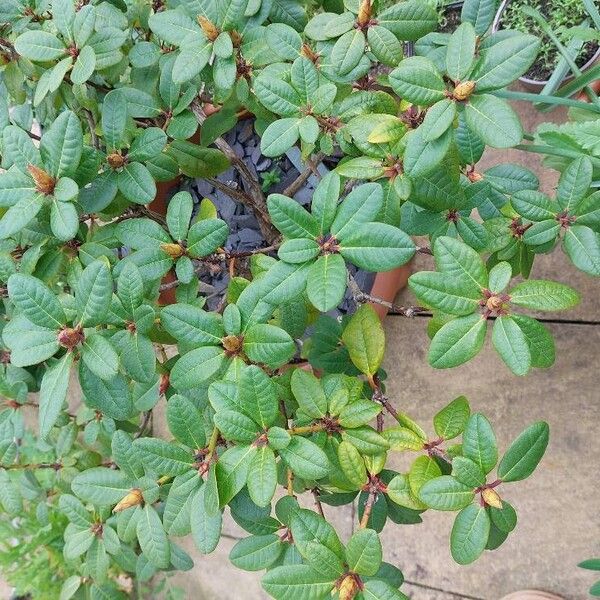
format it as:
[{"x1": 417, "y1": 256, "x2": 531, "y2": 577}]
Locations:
[
  {"x1": 0, "y1": 0, "x2": 596, "y2": 598},
  {"x1": 492, "y1": 0, "x2": 600, "y2": 92}
]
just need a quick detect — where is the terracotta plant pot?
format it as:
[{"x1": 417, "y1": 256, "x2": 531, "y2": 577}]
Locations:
[
  {"x1": 492, "y1": 0, "x2": 600, "y2": 93},
  {"x1": 369, "y1": 264, "x2": 413, "y2": 320}
]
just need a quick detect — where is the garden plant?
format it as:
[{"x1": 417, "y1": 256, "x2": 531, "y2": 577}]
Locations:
[{"x1": 0, "y1": 0, "x2": 598, "y2": 598}]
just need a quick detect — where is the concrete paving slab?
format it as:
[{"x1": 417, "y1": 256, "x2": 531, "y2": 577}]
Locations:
[{"x1": 380, "y1": 318, "x2": 600, "y2": 600}]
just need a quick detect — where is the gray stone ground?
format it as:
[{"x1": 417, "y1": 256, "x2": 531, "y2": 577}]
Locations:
[{"x1": 2, "y1": 89, "x2": 599, "y2": 599}]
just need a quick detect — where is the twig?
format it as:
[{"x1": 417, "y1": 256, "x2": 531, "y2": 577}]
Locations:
[
  {"x1": 26, "y1": 130, "x2": 41, "y2": 141},
  {"x1": 347, "y1": 274, "x2": 427, "y2": 317},
  {"x1": 134, "y1": 410, "x2": 152, "y2": 439},
  {"x1": 190, "y1": 99, "x2": 279, "y2": 243},
  {"x1": 0, "y1": 37, "x2": 18, "y2": 61},
  {"x1": 312, "y1": 489, "x2": 325, "y2": 518},
  {"x1": 360, "y1": 491, "x2": 377, "y2": 528},
  {"x1": 283, "y1": 152, "x2": 325, "y2": 197},
  {"x1": 83, "y1": 109, "x2": 100, "y2": 150}
]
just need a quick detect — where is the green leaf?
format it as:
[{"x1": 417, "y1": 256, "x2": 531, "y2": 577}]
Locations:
[
  {"x1": 563, "y1": 226, "x2": 600, "y2": 276},
  {"x1": 491, "y1": 316, "x2": 531, "y2": 376},
  {"x1": 446, "y1": 22, "x2": 477, "y2": 81},
  {"x1": 7, "y1": 273, "x2": 66, "y2": 329},
  {"x1": 118, "y1": 162, "x2": 156, "y2": 205},
  {"x1": 267, "y1": 193, "x2": 319, "y2": 239},
  {"x1": 461, "y1": 0, "x2": 497, "y2": 34},
  {"x1": 367, "y1": 25, "x2": 403, "y2": 66},
  {"x1": 278, "y1": 238, "x2": 320, "y2": 264},
  {"x1": 346, "y1": 529, "x2": 382, "y2": 576},
  {"x1": 408, "y1": 271, "x2": 480, "y2": 315},
  {"x1": 14, "y1": 30, "x2": 65, "y2": 61},
  {"x1": 362, "y1": 580, "x2": 408, "y2": 600},
  {"x1": 509, "y1": 280, "x2": 580, "y2": 311},
  {"x1": 428, "y1": 314, "x2": 487, "y2": 369},
  {"x1": 450, "y1": 504, "x2": 490, "y2": 564},
  {"x1": 420, "y1": 99, "x2": 457, "y2": 142},
  {"x1": 464, "y1": 94, "x2": 522, "y2": 149},
  {"x1": 386, "y1": 474, "x2": 422, "y2": 510},
  {"x1": 462, "y1": 413, "x2": 497, "y2": 474},
  {"x1": 523, "y1": 220, "x2": 560, "y2": 246},
  {"x1": 172, "y1": 40, "x2": 213, "y2": 84},
  {"x1": 338, "y1": 440, "x2": 367, "y2": 488},
  {"x1": 239, "y1": 364, "x2": 279, "y2": 428},
  {"x1": 166, "y1": 191, "x2": 193, "y2": 241},
  {"x1": 190, "y1": 486, "x2": 222, "y2": 554},
  {"x1": 331, "y1": 29, "x2": 366, "y2": 76},
  {"x1": 557, "y1": 157, "x2": 593, "y2": 212},
  {"x1": 511, "y1": 190, "x2": 557, "y2": 221},
  {"x1": 338, "y1": 400, "x2": 381, "y2": 429},
  {"x1": 170, "y1": 346, "x2": 225, "y2": 392},
  {"x1": 81, "y1": 334, "x2": 119, "y2": 380},
  {"x1": 266, "y1": 23, "x2": 302, "y2": 60},
  {"x1": 214, "y1": 410, "x2": 260, "y2": 443},
  {"x1": 291, "y1": 369, "x2": 327, "y2": 419},
  {"x1": 168, "y1": 141, "x2": 230, "y2": 178},
  {"x1": 472, "y1": 34, "x2": 540, "y2": 91},
  {"x1": 262, "y1": 565, "x2": 335, "y2": 600},
  {"x1": 279, "y1": 436, "x2": 330, "y2": 480},
  {"x1": 247, "y1": 446, "x2": 278, "y2": 507},
  {"x1": 261, "y1": 261, "x2": 310, "y2": 305},
  {"x1": 71, "y1": 467, "x2": 130, "y2": 506},
  {"x1": 186, "y1": 219, "x2": 228, "y2": 257},
  {"x1": 167, "y1": 394, "x2": 206, "y2": 449},
  {"x1": 71, "y1": 45, "x2": 96, "y2": 84},
  {"x1": 133, "y1": 438, "x2": 193, "y2": 476},
  {"x1": 39, "y1": 353, "x2": 73, "y2": 439},
  {"x1": 75, "y1": 260, "x2": 113, "y2": 327},
  {"x1": 161, "y1": 303, "x2": 224, "y2": 346},
  {"x1": 137, "y1": 505, "x2": 170, "y2": 568},
  {"x1": 331, "y1": 183, "x2": 384, "y2": 240},
  {"x1": 230, "y1": 534, "x2": 282, "y2": 571},
  {"x1": 50, "y1": 198, "x2": 79, "y2": 242},
  {"x1": 0, "y1": 194, "x2": 44, "y2": 239},
  {"x1": 433, "y1": 236, "x2": 487, "y2": 289},
  {"x1": 389, "y1": 57, "x2": 446, "y2": 106},
  {"x1": 306, "y1": 254, "x2": 347, "y2": 312},
  {"x1": 434, "y1": 396, "x2": 470, "y2": 440},
  {"x1": 497, "y1": 421, "x2": 549, "y2": 482},
  {"x1": 40, "y1": 110, "x2": 82, "y2": 178},
  {"x1": 261, "y1": 118, "x2": 300, "y2": 158},
  {"x1": 490, "y1": 501, "x2": 517, "y2": 533},
  {"x1": 451, "y1": 456, "x2": 486, "y2": 487},
  {"x1": 254, "y1": 76, "x2": 302, "y2": 117},
  {"x1": 510, "y1": 315, "x2": 555, "y2": 369},
  {"x1": 102, "y1": 90, "x2": 128, "y2": 151},
  {"x1": 243, "y1": 323, "x2": 295, "y2": 368},
  {"x1": 79, "y1": 365, "x2": 134, "y2": 421},
  {"x1": 341, "y1": 304, "x2": 385, "y2": 377},
  {"x1": 378, "y1": 0, "x2": 438, "y2": 40},
  {"x1": 340, "y1": 223, "x2": 415, "y2": 271},
  {"x1": 419, "y1": 476, "x2": 475, "y2": 510}
]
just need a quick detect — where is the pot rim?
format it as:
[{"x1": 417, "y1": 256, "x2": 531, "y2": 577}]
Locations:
[{"x1": 491, "y1": 0, "x2": 600, "y2": 88}]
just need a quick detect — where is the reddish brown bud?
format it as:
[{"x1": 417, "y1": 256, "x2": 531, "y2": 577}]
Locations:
[
  {"x1": 222, "y1": 335, "x2": 243, "y2": 354},
  {"x1": 482, "y1": 487, "x2": 503, "y2": 509},
  {"x1": 197, "y1": 16, "x2": 219, "y2": 41},
  {"x1": 107, "y1": 152, "x2": 125, "y2": 169},
  {"x1": 113, "y1": 488, "x2": 144, "y2": 513},
  {"x1": 27, "y1": 164, "x2": 55, "y2": 195},
  {"x1": 160, "y1": 243, "x2": 185, "y2": 259},
  {"x1": 57, "y1": 327, "x2": 84, "y2": 349},
  {"x1": 453, "y1": 80, "x2": 476, "y2": 101}
]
